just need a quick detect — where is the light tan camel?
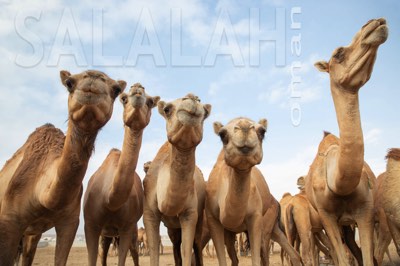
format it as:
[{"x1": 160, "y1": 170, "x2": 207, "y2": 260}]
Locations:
[
  {"x1": 143, "y1": 94, "x2": 211, "y2": 266},
  {"x1": 206, "y1": 117, "x2": 301, "y2": 266},
  {"x1": 283, "y1": 177, "x2": 335, "y2": 266},
  {"x1": 83, "y1": 83, "x2": 159, "y2": 266},
  {"x1": 382, "y1": 149, "x2": 400, "y2": 258},
  {"x1": 0, "y1": 70, "x2": 126, "y2": 265},
  {"x1": 138, "y1": 227, "x2": 148, "y2": 256},
  {"x1": 373, "y1": 172, "x2": 394, "y2": 265},
  {"x1": 305, "y1": 18, "x2": 388, "y2": 266},
  {"x1": 206, "y1": 117, "x2": 268, "y2": 266}
]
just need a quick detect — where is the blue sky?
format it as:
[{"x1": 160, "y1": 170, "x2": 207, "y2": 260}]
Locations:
[{"x1": 0, "y1": 0, "x2": 399, "y2": 234}]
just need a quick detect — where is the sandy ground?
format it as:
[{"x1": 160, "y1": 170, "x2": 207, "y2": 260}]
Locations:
[{"x1": 30, "y1": 243, "x2": 399, "y2": 265}]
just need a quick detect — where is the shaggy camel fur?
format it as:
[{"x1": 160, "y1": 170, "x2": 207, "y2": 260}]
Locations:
[
  {"x1": 305, "y1": 18, "x2": 388, "y2": 266},
  {"x1": 83, "y1": 83, "x2": 159, "y2": 266},
  {"x1": 143, "y1": 94, "x2": 211, "y2": 266},
  {"x1": 206, "y1": 117, "x2": 301, "y2": 266},
  {"x1": 382, "y1": 149, "x2": 400, "y2": 258},
  {"x1": 0, "y1": 70, "x2": 125, "y2": 265}
]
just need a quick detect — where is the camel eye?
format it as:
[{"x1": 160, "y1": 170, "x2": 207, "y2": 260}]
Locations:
[
  {"x1": 65, "y1": 79, "x2": 74, "y2": 92},
  {"x1": 218, "y1": 129, "x2": 228, "y2": 145},
  {"x1": 333, "y1": 47, "x2": 345, "y2": 62},
  {"x1": 147, "y1": 98, "x2": 154, "y2": 107},
  {"x1": 164, "y1": 104, "x2": 173, "y2": 116},
  {"x1": 113, "y1": 85, "x2": 122, "y2": 98},
  {"x1": 257, "y1": 127, "x2": 266, "y2": 140}
]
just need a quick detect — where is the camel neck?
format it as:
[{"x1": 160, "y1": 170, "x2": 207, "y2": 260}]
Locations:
[
  {"x1": 221, "y1": 166, "x2": 251, "y2": 229},
  {"x1": 329, "y1": 83, "x2": 364, "y2": 195},
  {"x1": 159, "y1": 144, "x2": 196, "y2": 216},
  {"x1": 107, "y1": 127, "x2": 143, "y2": 210},
  {"x1": 44, "y1": 123, "x2": 97, "y2": 209}
]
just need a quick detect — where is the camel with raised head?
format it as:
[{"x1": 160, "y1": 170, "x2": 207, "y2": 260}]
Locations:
[
  {"x1": 0, "y1": 70, "x2": 126, "y2": 265},
  {"x1": 305, "y1": 18, "x2": 388, "y2": 265},
  {"x1": 83, "y1": 83, "x2": 159, "y2": 266},
  {"x1": 143, "y1": 94, "x2": 211, "y2": 266}
]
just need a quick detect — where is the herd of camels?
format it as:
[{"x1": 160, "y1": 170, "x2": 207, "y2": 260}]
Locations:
[{"x1": 0, "y1": 17, "x2": 395, "y2": 266}]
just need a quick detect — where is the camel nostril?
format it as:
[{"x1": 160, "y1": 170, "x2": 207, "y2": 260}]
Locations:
[{"x1": 238, "y1": 146, "x2": 253, "y2": 155}]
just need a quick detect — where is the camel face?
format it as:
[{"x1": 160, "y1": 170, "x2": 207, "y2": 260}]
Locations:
[
  {"x1": 120, "y1": 83, "x2": 160, "y2": 130},
  {"x1": 158, "y1": 93, "x2": 211, "y2": 150},
  {"x1": 315, "y1": 18, "x2": 388, "y2": 92},
  {"x1": 60, "y1": 70, "x2": 126, "y2": 131},
  {"x1": 213, "y1": 118, "x2": 267, "y2": 171}
]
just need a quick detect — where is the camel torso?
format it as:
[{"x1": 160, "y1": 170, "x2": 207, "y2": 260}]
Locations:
[
  {"x1": 305, "y1": 134, "x2": 376, "y2": 225},
  {"x1": 83, "y1": 149, "x2": 143, "y2": 236}
]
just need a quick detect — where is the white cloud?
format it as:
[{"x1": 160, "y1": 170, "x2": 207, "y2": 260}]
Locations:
[{"x1": 364, "y1": 128, "x2": 382, "y2": 145}]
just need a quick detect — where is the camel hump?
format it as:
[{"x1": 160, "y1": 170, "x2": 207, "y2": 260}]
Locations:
[
  {"x1": 26, "y1": 123, "x2": 65, "y2": 152},
  {"x1": 386, "y1": 148, "x2": 400, "y2": 161},
  {"x1": 323, "y1": 130, "x2": 332, "y2": 139}
]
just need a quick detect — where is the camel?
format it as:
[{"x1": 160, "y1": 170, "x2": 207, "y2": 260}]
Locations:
[
  {"x1": 137, "y1": 227, "x2": 148, "y2": 256},
  {"x1": 206, "y1": 117, "x2": 301, "y2": 266},
  {"x1": 143, "y1": 93, "x2": 211, "y2": 266},
  {"x1": 373, "y1": 172, "x2": 395, "y2": 265},
  {"x1": 83, "y1": 83, "x2": 159, "y2": 266},
  {"x1": 382, "y1": 149, "x2": 400, "y2": 258},
  {"x1": 283, "y1": 177, "x2": 335, "y2": 266},
  {"x1": 304, "y1": 18, "x2": 388, "y2": 266},
  {"x1": 0, "y1": 70, "x2": 126, "y2": 265}
]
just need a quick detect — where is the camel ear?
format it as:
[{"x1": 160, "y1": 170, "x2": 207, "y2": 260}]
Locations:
[
  {"x1": 117, "y1": 80, "x2": 127, "y2": 92},
  {"x1": 60, "y1": 70, "x2": 71, "y2": 85},
  {"x1": 148, "y1": 96, "x2": 160, "y2": 109},
  {"x1": 119, "y1": 93, "x2": 128, "y2": 105},
  {"x1": 258, "y1": 119, "x2": 268, "y2": 130},
  {"x1": 60, "y1": 70, "x2": 74, "y2": 91},
  {"x1": 203, "y1": 104, "x2": 212, "y2": 120},
  {"x1": 158, "y1": 101, "x2": 167, "y2": 117},
  {"x1": 213, "y1": 122, "x2": 223, "y2": 135},
  {"x1": 314, "y1": 61, "x2": 329, "y2": 73}
]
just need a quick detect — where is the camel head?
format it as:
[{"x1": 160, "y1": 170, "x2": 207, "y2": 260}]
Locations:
[
  {"x1": 60, "y1": 70, "x2": 126, "y2": 132},
  {"x1": 296, "y1": 176, "x2": 305, "y2": 191},
  {"x1": 158, "y1": 93, "x2": 211, "y2": 150},
  {"x1": 214, "y1": 118, "x2": 267, "y2": 171},
  {"x1": 119, "y1": 83, "x2": 160, "y2": 130},
  {"x1": 315, "y1": 18, "x2": 388, "y2": 92}
]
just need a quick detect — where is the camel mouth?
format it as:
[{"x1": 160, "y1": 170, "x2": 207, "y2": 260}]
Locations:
[
  {"x1": 74, "y1": 90, "x2": 105, "y2": 105},
  {"x1": 237, "y1": 145, "x2": 254, "y2": 155},
  {"x1": 361, "y1": 18, "x2": 388, "y2": 46}
]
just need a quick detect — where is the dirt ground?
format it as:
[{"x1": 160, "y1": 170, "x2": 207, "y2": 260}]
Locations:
[{"x1": 31, "y1": 243, "x2": 399, "y2": 265}]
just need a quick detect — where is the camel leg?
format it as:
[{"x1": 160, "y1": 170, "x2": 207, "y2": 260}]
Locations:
[
  {"x1": 0, "y1": 218, "x2": 24, "y2": 265},
  {"x1": 387, "y1": 219, "x2": 400, "y2": 257},
  {"x1": 271, "y1": 221, "x2": 302, "y2": 266},
  {"x1": 192, "y1": 211, "x2": 204, "y2": 266},
  {"x1": 206, "y1": 211, "x2": 228, "y2": 266},
  {"x1": 54, "y1": 219, "x2": 79, "y2": 266},
  {"x1": 101, "y1": 236, "x2": 113, "y2": 266},
  {"x1": 129, "y1": 226, "x2": 140, "y2": 266},
  {"x1": 116, "y1": 231, "x2": 132, "y2": 266},
  {"x1": 318, "y1": 211, "x2": 351, "y2": 266},
  {"x1": 343, "y1": 226, "x2": 363, "y2": 265},
  {"x1": 143, "y1": 205, "x2": 161, "y2": 266},
  {"x1": 224, "y1": 230, "x2": 239, "y2": 266},
  {"x1": 168, "y1": 228, "x2": 182, "y2": 266},
  {"x1": 356, "y1": 213, "x2": 375, "y2": 266},
  {"x1": 315, "y1": 230, "x2": 338, "y2": 264},
  {"x1": 374, "y1": 218, "x2": 392, "y2": 266},
  {"x1": 179, "y1": 209, "x2": 198, "y2": 266},
  {"x1": 22, "y1": 234, "x2": 41, "y2": 266},
  {"x1": 85, "y1": 222, "x2": 101, "y2": 266},
  {"x1": 246, "y1": 214, "x2": 262, "y2": 266},
  {"x1": 260, "y1": 232, "x2": 271, "y2": 266}
]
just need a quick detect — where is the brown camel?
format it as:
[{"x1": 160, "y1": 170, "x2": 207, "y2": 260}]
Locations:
[
  {"x1": 83, "y1": 83, "x2": 159, "y2": 266},
  {"x1": 373, "y1": 172, "x2": 394, "y2": 265},
  {"x1": 304, "y1": 18, "x2": 388, "y2": 266},
  {"x1": 206, "y1": 117, "x2": 301, "y2": 266},
  {"x1": 382, "y1": 149, "x2": 400, "y2": 258},
  {"x1": 143, "y1": 93, "x2": 211, "y2": 266},
  {"x1": 0, "y1": 70, "x2": 126, "y2": 265}
]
